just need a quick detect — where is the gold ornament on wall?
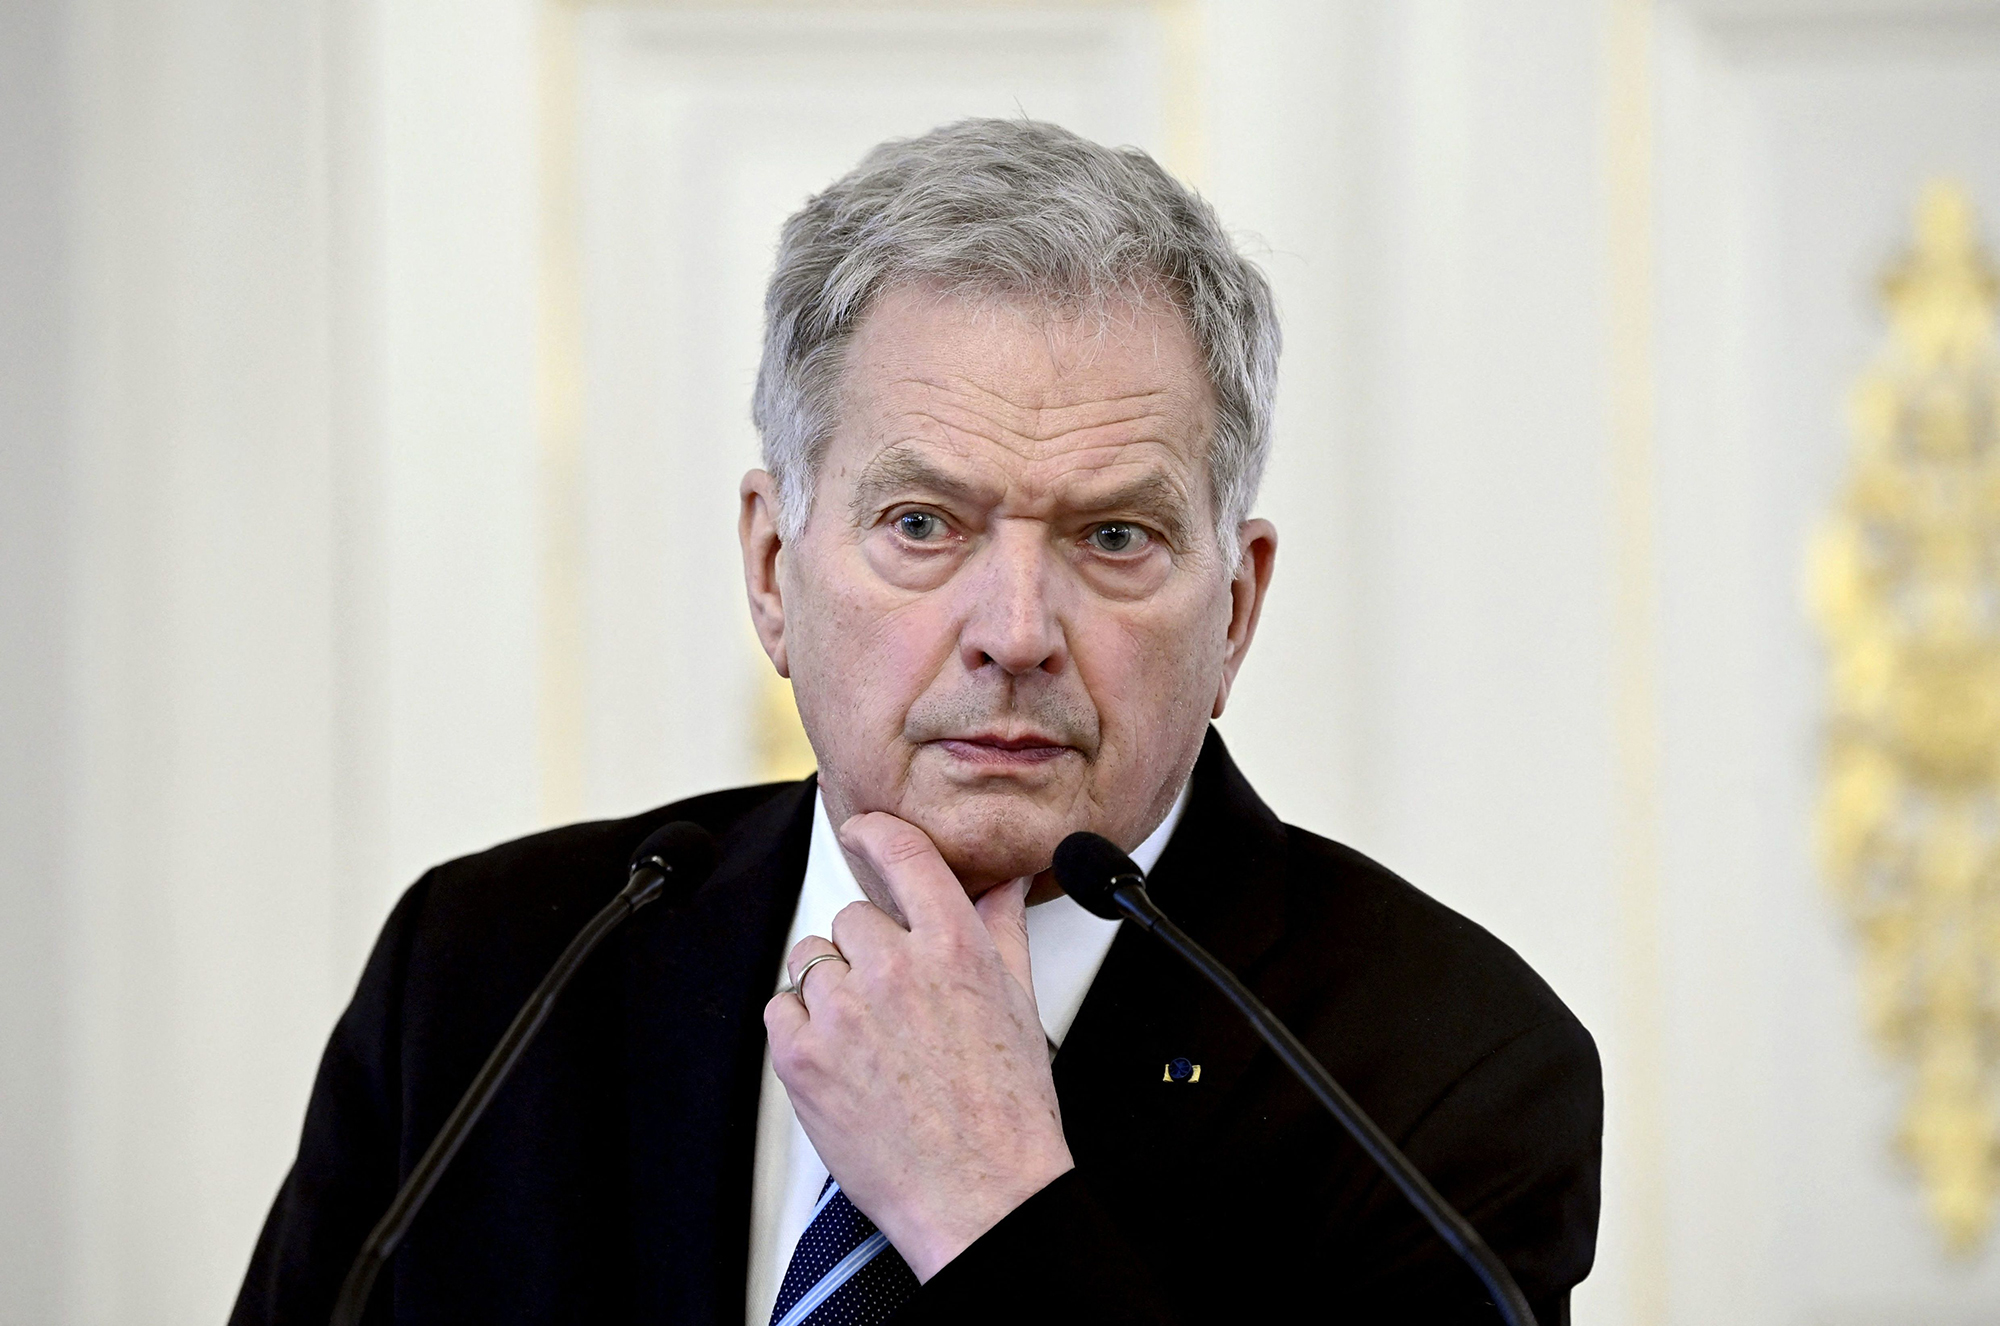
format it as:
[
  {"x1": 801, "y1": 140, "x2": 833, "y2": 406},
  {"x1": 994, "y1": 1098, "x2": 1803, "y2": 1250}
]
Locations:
[{"x1": 1811, "y1": 180, "x2": 2000, "y2": 1255}]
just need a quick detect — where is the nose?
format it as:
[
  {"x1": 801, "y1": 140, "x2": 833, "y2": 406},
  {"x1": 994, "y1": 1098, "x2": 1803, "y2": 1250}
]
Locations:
[{"x1": 958, "y1": 521, "x2": 1069, "y2": 678}]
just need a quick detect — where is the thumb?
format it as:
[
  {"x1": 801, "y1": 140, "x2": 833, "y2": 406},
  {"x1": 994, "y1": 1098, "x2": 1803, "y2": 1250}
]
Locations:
[{"x1": 974, "y1": 876, "x2": 1036, "y2": 1007}]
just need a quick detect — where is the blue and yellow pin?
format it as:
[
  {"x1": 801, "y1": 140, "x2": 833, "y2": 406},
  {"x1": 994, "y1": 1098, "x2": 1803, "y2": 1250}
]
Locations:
[{"x1": 1162, "y1": 1057, "x2": 1201, "y2": 1083}]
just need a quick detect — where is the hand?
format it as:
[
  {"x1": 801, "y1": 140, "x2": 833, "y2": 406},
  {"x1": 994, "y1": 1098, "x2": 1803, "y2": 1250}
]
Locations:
[{"x1": 764, "y1": 812, "x2": 1075, "y2": 1281}]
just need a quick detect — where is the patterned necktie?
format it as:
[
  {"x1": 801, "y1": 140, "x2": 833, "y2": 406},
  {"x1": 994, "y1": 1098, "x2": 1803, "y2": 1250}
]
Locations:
[{"x1": 767, "y1": 1177, "x2": 919, "y2": 1326}]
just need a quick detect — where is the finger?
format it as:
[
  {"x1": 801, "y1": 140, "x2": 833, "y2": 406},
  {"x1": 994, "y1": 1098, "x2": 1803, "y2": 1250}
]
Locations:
[
  {"x1": 764, "y1": 989, "x2": 807, "y2": 1045},
  {"x1": 973, "y1": 875, "x2": 1036, "y2": 1006},
  {"x1": 837, "y1": 813, "x2": 977, "y2": 936},
  {"x1": 785, "y1": 935, "x2": 842, "y2": 987},
  {"x1": 786, "y1": 937, "x2": 851, "y2": 1009},
  {"x1": 828, "y1": 898, "x2": 904, "y2": 965}
]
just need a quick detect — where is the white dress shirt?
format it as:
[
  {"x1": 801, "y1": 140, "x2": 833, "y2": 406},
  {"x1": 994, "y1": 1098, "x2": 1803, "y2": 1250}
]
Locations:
[{"x1": 743, "y1": 786, "x2": 1190, "y2": 1326}]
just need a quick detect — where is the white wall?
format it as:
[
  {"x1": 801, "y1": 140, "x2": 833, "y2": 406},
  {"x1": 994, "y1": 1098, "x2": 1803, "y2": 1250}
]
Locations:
[
  {"x1": 36, "y1": 1, "x2": 547, "y2": 1319},
  {"x1": 373, "y1": 0, "x2": 543, "y2": 937},
  {"x1": 1208, "y1": 0, "x2": 1623, "y2": 1081},
  {"x1": 1200, "y1": 1, "x2": 1632, "y2": 1313},
  {"x1": 9, "y1": 1, "x2": 2000, "y2": 1322},
  {"x1": 59, "y1": 2, "x2": 346, "y2": 1318},
  {"x1": 1, "y1": 2, "x2": 75, "y2": 1320}
]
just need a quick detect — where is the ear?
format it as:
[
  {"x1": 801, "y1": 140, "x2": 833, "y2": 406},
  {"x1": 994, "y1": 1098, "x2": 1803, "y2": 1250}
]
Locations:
[
  {"x1": 1211, "y1": 518, "x2": 1277, "y2": 719},
  {"x1": 739, "y1": 469, "x2": 791, "y2": 677}
]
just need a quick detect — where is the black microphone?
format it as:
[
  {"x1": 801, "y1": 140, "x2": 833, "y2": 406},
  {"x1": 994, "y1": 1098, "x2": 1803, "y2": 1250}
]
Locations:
[
  {"x1": 330, "y1": 820, "x2": 720, "y2": 1326},
  {"x1": 1052, "y1": 832, "x2": 1538, "y2": 1326}
]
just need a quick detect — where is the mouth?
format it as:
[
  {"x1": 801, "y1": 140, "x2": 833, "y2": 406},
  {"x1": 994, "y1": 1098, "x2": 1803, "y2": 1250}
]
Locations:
[{"x1": 930, "y1": 732, "x2": 1076, "y2": 767}]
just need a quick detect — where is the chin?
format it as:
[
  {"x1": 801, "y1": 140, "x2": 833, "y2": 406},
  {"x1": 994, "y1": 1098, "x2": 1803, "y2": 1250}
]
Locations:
[
  {"x1": 918, "y1": 804, "x2": 1066, "y2": 892},
  {"x1": 933, "y1": 837, "x2": 1056, "y2": 893}
]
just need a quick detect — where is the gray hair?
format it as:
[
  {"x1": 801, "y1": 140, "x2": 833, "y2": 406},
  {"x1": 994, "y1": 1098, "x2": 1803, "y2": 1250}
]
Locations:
[{"x1": 751, "y1": 118, "x2": 1280, "y2": 569}]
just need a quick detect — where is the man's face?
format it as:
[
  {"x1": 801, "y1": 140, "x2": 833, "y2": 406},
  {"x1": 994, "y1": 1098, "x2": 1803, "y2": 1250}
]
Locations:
[{"x1": 741, "y1": 284, "x2": 1275, "y2": 896}]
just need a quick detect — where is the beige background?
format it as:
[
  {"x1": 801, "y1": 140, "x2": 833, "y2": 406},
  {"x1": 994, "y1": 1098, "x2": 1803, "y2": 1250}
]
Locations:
[{"x1": 7, "y1": 1, "x2": 2000, "y2": 1322}]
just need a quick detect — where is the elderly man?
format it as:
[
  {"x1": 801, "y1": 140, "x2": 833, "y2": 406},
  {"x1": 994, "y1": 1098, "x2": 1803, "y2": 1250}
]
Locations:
[{"x1": 234, "y1": 120, "x2": 1600, "y2": 1326}]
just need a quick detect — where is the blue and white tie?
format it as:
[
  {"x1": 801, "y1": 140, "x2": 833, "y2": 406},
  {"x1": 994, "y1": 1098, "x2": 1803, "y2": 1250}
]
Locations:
[{"x1": 767, "y1": 1176, "x2": 919, "y2": 1326}]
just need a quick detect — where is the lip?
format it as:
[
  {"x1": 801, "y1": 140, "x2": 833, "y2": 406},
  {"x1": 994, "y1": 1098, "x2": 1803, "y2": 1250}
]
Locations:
[{"x1": 932, "y1": 733, "x2": 1075, "y2": 765}]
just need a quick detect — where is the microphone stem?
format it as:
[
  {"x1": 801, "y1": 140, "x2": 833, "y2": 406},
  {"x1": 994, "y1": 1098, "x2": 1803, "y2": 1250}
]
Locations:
[
  {"x1": 329, "y1": 871, "x2": 663, "y2": 1326},
  {"x1": 1114, "y1": 887, "x2": 1538, "y2": 1326}
]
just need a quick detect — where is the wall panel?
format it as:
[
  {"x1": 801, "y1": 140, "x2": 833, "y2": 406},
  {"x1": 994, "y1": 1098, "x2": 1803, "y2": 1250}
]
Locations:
[{"x1": 1655, "y1": 3, "x2": 2000, "y2": 1320}]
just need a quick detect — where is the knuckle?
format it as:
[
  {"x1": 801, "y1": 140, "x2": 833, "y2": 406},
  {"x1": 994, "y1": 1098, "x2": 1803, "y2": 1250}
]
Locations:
[
  {"x1": 930, "y1": 929, "x2": 976, "y2": 965},
  {"x1": 820, "y1": 990, "x2": 860, "y2": 1033},
  {"x1": 880, "y1": 830, "x2": 934, "y2": 865},
  {"x1": 770, "y1": 1034, "x2": 814, "y2": 1082},
  {"x1": 872, "y1": 946, "x2": 910, "y2": 983}
]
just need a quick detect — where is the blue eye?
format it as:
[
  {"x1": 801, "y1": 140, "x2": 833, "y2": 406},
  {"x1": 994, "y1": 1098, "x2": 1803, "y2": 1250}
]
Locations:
[
  {"x1": 1088, "y1": 523, "x2": 1147, "y2": 554},
  {"x1": 895, "y1": 511, "x2": 945, "y2": 541}
]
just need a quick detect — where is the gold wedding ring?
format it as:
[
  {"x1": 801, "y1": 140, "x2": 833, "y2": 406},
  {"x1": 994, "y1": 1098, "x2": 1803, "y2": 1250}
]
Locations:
[{"x1": 793, "y1": 950, "x2": 848, "y2": 998}]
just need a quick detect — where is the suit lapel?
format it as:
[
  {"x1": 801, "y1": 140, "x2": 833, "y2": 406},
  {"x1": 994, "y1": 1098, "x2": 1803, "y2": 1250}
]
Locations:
[
  {"x1": 622, "y1": 778, "x2": 815, "y2": 1326},
  {"x1": 1055, "y1": 728, "x2": 1289, "y2": 1173}
]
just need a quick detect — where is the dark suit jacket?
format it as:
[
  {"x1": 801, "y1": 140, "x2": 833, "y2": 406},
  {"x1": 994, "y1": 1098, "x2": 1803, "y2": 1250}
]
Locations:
[{"x1": 232, "y1": 729, "x2": 1600, "y2": 1325}]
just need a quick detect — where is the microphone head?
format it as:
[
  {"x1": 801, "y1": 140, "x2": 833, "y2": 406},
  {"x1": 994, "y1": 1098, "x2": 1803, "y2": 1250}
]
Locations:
[
  {"x1": 630, "y1": 820, "x2": 720, "y2": 886},
  {"x1": 1052, "y1": 832, "x2": 1145, "y2": 921}
]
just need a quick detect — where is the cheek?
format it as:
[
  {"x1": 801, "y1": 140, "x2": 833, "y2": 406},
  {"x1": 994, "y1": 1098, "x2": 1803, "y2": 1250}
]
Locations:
[
  {"x1": 1084, "y1": 591, "x2": 1232, "y2": 739},
  {"x1": 789, "y1": 558, "x2": 958, "y2": 738}
]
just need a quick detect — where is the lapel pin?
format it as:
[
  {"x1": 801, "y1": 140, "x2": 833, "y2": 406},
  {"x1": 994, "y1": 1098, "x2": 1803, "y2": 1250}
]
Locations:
[{"x1": 1163, "y1": 1057, "x2": 1201, "y2": 1083}]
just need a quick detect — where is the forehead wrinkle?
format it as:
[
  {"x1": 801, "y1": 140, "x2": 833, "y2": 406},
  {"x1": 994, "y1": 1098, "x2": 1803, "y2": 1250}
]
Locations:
[
  {"x1": 865, "y1": 372, "x2": 1192, "y2": 469},
  {"x1": 891, "y1": 369, "x2": 1189, "y2": 445},
  {"x1": 901, "y1": 409, "x2": 1185, "y2": 475}
]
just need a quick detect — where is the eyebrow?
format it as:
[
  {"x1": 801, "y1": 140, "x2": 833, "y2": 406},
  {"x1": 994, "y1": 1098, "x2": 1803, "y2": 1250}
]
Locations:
[
  {"x1": 847, "y1": 445, "x2": 992, "y2": 525},
  {"x1": 847, "y1": 443, "x2": 1198, "y2": 547},
  {"x1": 1074, "y1": 471, "x2": 1197, "y2": 547}
]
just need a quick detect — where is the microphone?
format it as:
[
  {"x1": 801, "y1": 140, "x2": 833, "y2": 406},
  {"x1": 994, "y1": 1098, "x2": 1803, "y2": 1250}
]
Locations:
[
  {"x1": 330, "y1": 820, "x2": 720, "y2": 1326},
  {"x1": 1052, "y1": 832, "x2": 1538, "y2": 1326}
]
